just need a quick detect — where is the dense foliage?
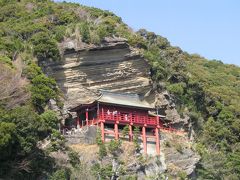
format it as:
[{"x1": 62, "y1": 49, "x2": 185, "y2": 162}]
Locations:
[
  {"x1": 0, "y1": 0, "x2": 239, "y2": 179},
  {"x1": 133, "y1": 30, "x2": 240, "y2": 179}
]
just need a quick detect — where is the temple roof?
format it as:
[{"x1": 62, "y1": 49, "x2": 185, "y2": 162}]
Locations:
[
  {"x1": 97, "y1": 90, "x2": 154, "y2": 109},
  {"x1": 70, "y1": 90, "x2": 155, "y2": 111}
]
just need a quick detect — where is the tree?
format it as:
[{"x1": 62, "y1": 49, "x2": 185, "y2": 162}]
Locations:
[
  {"x1": 108, "y1": 139, "x2": 121, "y2": 155},
  {"x1": 39, "y1": 110, "x2": 59, "y2": 134},
  {"x1": 122, "y1": 125, "x2": 129, "y2": 138},
  {"x1": 31, "y1": 74, "x2": 57, "y2": 111},
  {"x1": 23, "y1": 62, "x2": 42, "y2": 80},
  {"x1": 133, "y1": 127, "x2": 140, "y2": 151},
  {"x1": 30, "y1": 32, "x2": 60, "y2": 62},
  {"x1": 96, "y1": 130, "x2": 107, "y2": 158},
  {"x1": 0, "y1": 122, "x2": 16, "y2": 161},
  {"x1": 79, "y1": 22, "x2": 90, "y2": 43}
]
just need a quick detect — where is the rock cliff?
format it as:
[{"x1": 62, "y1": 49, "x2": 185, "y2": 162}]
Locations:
[
  {"x1": 42, "y1": 39, "x2": 151, "y2": 110},
  {"x1": 43, "y1": 38, "x2": 199, "y2": 178}
]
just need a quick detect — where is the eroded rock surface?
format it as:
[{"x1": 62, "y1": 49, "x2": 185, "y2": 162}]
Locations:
[
  {"x1": 43, "y1": 38, "x2": 200, "y2": 178},
  {"x1": 161, "y1": 131, "x2": 200, "y2": 177},
  {"x1": 42, "y1": 40, "x2": 151, "y2": 110}
]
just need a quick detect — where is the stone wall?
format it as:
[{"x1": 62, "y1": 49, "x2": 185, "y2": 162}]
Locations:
[{"x1": 65, "y1": 126, "x2": 97, "y2": 145}]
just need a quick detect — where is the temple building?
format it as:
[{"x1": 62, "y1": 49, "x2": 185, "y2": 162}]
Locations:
[{"x1": 69, "y1": 90, "x2": 179, "y2": 155}]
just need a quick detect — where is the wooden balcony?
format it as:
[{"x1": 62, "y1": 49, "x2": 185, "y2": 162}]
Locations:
[{"x1": 99, "y1": 110, "x2": 161, "y2": 127}]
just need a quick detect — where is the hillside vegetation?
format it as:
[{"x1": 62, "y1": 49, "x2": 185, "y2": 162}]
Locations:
[{"x1": 0, "y1": 0, "x2": 240, "y2": 179}]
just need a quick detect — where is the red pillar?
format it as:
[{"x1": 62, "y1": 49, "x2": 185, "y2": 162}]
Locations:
[
  {"x1": 86, "y1": 109, "x2": 89, "y2": 126},
  {"x1": 129, "y1": 124, "x2": 133, "y2": 141},
  {"x1": 155, "y1": 128, "x2": 160, "y2": 155},
  {"x1": 142, "y1": 126, "x2": 147, "y2": 154},
  {"x1": 114, "y1": 123, "x2": 119, "y2": 140},
  {"x1": 101, "y1": 121, "x2": 105, "y2": 142}
]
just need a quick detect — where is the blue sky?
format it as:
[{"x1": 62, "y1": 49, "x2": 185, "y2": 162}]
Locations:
[{"x1": 58, "y1": 0, "x2": 240, "y2": 66}]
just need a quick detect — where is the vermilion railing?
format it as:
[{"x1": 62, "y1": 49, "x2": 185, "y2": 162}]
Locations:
[
  {"x1": 67, "y1": 113, "x2": 184, "y2": 135},
  {"x1": 99, "y1": 111, "x2": 159, "y2": 126}
]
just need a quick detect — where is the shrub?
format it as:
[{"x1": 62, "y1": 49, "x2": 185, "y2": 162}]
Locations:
[
  {"x1": 108, "y1": 139, "x2": 121, "y2": 155},
  {"x1": 23, "y1": 63, "x2": 43, "y2": 80},
  {"x1": 100, "y1": 164, "x2": 113, "y2": 179},
  {"x1": 0, "y1": 55, "x2": 13, "y2": 68},
  {"x1": 52, "y1": 26, "x2": 66, "y2": 42},
  {"x1": 68, "y1": 150, "x2": 80, "y2": 167},
  {"x1": 0, "y1": 37, "x2": 24, "y2": 59},
  {"x1": 177, "y1": 171, "x2": 187, "y2": 180},
  {"x1": 166, "y1": 82, "x2": 186, "y2": 96},
  {"x1": 122, "y1": 125, "x2": 129, "y2": 138},
  {"x1": 96, "y1": 24, "x2": 109, "y2": 40},
  {"x1": 155, "y1": 36, "x2": 170, "y2": 49},
  {"x1": 91, "y1": 163, "x2": 113, "y2": 179},
  {"x1": 49, "y1": 129, "x2": 65, "y2": 152},
  {"x1": 133, "y1": 127, "x2": 140, "y2": 151},
  {"x1": 128, "y1": 34, "x2": 147, "y2": 49},
  {"x1": 95, "y1": 130, "x2": 107, "y2": 158},
  {"x1": 98, "y1": 144, "x2": 107, "y2": 159},
  {"x1": 50, "y1": 169, "x2": 70, "y2": 180},
  {"x1": 90, "y1": 30, "x2": 101, "y2": 44},
  {"x1": 79, "y1": 22, "x2": 90, "y2": 43}
]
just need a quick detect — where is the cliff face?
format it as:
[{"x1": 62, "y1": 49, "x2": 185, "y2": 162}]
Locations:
[
  {"x1": 43, "y1": 39, "x2": 199, "y2": 178},
  {"x1": 43, "y1": 39, "x2": 151, "y2": 110},
  {"x1": 44, "y1": 39, "x2": 191, "y2": 127}
]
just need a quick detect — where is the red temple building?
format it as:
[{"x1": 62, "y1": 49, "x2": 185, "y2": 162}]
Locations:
[{"x1": 69, "y1": 90, "x2": 180, "y2": 155}]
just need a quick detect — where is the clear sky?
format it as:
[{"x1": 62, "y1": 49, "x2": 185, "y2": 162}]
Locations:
[{"x1": 58, "y1": 0, "x2": 240, "y2": 66}]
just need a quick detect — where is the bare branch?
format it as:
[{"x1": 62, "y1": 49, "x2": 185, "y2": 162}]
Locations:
[{"x1": 0, "y1": 62, "x2": 30, "y2": 109}]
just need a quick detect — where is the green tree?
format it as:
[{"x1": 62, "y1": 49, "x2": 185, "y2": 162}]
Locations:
[
  {"x1": 31, "y1": 74, "x2": 57, "y2": 111},
  {"x1": 0, "y1": 122, "x2": 16, "y2": 160},
  {"x1": 133, "y1": 127, "x2": 140, "y2": 151},
  {"x1": 96, "y1": 130, "x2": 107, "y2": 158},
  {"x1": 39, "y1": 110, "x2": 59, "y2": 134},
  {"x1": 79, "y1": 22, "x2": 90, "y2": 43},
  {"x1": 23, "y1": 63, "x2": 43, "y2": 80},
  {"x1": 108, "y1": 139, "x2": 121, "y2": 155},
  {"x1": 122, "y1": 125, "x2": 129, "y2": 138},
  {"x1": 30, "y1": 32, "x2": 60, "y2": 62}
]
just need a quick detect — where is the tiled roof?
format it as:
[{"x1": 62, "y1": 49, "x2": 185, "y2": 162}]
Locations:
[
  {"x1": 97, "y1": 90, "x2": 154, "y2": 109},
  {"x1": 70, "y1": 90, "x2": 155, "y2": 111}
]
